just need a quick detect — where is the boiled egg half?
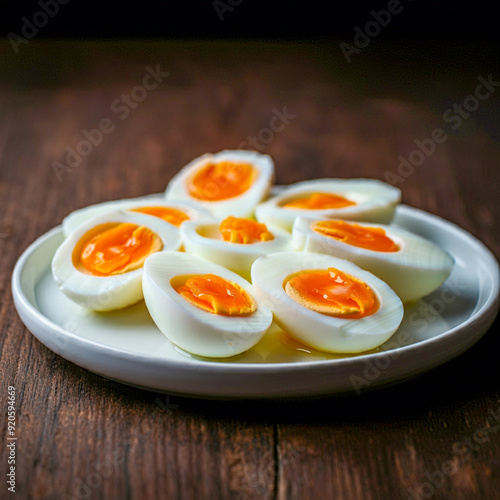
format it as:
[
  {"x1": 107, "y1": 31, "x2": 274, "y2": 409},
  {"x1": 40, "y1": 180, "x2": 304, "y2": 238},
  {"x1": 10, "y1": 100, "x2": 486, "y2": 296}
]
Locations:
[
  {"x1": 62, "y1": 196, "x2": 213, "y2": 237},
  {"x1": 52, "y1": 210, "x2": 182, "y2": 311},
  {"x1": 292, "y1": 217, "x2": 454, "y2": 303},
  {"x1": 181, "y1": 216, "x2": 291, "y2": 281},
  {"x1": 251, "y1": 252, "x2": 404, "y2": 353},
  {"x1": 142, "y1": 252, "x2": 273, "y2": 358},
  {"x1": 165, "y1": 149, "x2": 274, "y2": 218},
  {"x1": 255, "y1": 178, "x2": 401, "y2": 231}
]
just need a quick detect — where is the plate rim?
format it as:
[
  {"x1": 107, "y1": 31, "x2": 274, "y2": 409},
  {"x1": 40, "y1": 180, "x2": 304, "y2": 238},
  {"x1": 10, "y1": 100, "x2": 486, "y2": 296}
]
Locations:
[{"x1": 11, "y1": 205, "x2": 500, "y2": 395}]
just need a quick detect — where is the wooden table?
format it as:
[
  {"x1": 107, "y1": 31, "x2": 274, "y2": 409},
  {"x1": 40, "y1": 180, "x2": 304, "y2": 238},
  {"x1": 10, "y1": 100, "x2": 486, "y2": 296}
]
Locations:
[{"x1": 1, "y1": 40, "x2": 499, "y2": 500}]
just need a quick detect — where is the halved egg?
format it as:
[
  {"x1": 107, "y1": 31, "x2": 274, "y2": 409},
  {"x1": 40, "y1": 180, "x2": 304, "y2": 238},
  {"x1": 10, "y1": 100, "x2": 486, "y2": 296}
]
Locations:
[
  {"x1": 255, "y1": 179, "x2": 401, "y2": 231},
  {"x1": 181, "y1": 216, "x2": 292, "y2": 281},
  {"x1": 164, "y1": 150, "x2": 274, "y2": 218},
  {"x1": 251, "y1": 252, "x2": 404, "y2": 353},
  {"x1": 62, "y1": 196, "x2": 213, "y2": 237},
  {"x1": 52, "y1": 210, "x2": 182, "y2": 311},
  {"x1": 142, "y1": 252, "x2": 273, "y2": 358},
  {"x1": 292, "y1": 217, "x2": 454, "y2": 303}
]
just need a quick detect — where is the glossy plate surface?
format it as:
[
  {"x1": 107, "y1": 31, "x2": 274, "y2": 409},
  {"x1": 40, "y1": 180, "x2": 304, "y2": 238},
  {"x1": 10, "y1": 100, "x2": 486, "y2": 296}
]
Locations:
[{"x1": 12, "y1": 205, "x2": 500, "y2": 399}]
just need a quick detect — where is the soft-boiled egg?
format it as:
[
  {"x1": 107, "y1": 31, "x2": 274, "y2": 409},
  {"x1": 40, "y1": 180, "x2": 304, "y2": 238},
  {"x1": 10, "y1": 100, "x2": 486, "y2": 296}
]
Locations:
[
  {"x1": 292, "y1": 217, "x2": 454, "y2": 303},
  {"x1": 164, "y1": 150, "x2": 274, "y2": 218},
  {"x1": 255, "y1": 178, "x2": 401, "y2": 231},
  {"x1": 251, "y1": 252, "x2": 404, "y2": 353},
  {"x1": 142, "y1": 252, "x2": 273, "y2": 358},
  {"x1": 180, "y1": 216, "x2": 292, "y2": 281},
  {"x1": 52, "y1": 210, "x2": 182, "y2": 311},
  {"x1": 62, "y1": 196, "x2": 213, "y2": 237}
]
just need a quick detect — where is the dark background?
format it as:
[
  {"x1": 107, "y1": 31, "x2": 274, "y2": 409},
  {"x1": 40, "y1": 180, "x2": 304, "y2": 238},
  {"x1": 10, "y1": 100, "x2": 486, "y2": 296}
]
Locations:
[
  {"x1": 2, "y1": 1, "x2": 499, "y2": 141},
  {"x1": 1, "y1": 0, "x2": 499, "y2": 41}
]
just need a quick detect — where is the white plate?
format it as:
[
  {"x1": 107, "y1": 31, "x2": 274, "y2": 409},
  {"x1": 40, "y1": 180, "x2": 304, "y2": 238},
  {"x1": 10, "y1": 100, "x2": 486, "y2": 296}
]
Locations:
[{"x1": 12, "y1": 205, "x2": 500, "y2": 399}]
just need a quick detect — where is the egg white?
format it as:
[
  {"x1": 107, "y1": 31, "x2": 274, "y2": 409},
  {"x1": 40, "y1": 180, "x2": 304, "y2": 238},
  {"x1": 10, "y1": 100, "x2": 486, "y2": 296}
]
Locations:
[
  {"x1": 52, "y1": 210, "x2": 182, "y2": 311},
  {"x1": 292, "y1": 216, "x2": 454, "y2": 303},
  {"x1": 142, "y1": 252, "x2": 273, "y2": 358},
  {"x1": 164, "y1": 149, "x2": 274, "y2": 218},
  {"x1": 62, "y1": 196, "x2": 214, "y2": 237},
  {"x1": 255, "y1": 178, "x2": 401, "y2": 231},
  {"x1": 180, "y1": 220, "x2": 292, "y2": 281},
  {"x1": 251, "y1": 252, "x2": 404, "y2": 353}
]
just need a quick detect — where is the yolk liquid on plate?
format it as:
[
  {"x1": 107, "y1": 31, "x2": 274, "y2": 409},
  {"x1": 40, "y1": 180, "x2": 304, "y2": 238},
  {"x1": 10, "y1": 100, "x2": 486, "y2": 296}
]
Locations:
[
  {"x1": 73, "y1": 222, "x2": 163, "y2": 276},
  {"x1": 219, "y1": 216, "x2": 274, "y2": 244},
  {"x1": 188, "y1": 161, "x2": 256, "y2": 201},
  {"x1": 313, "y1": 220, "x2": 399, "y2": 252},
  {"x1": 271, "y1": 328, "x2": 380, "y2": 360},
  {"x1": 130, "y1": 206, "x2": 189, "y2": 227},
  {"x1": 282, "y1": 192, "x2": 356, "y2": 210},
  {"x1": 173, "y1": 274, "x2": 256, "y2": 316},
  {"x1": 284, "y1": 268, "x2": 378, "y2": 318},
  {"x1": 179, "y1": 321, "x2": 379, "y2": 363}
]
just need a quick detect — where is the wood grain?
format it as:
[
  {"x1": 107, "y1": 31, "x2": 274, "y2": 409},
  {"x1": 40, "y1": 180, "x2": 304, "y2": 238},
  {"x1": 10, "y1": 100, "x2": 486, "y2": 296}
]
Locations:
[{"x1": 1, "y1": 40, "x2": 499, "y2": 500}]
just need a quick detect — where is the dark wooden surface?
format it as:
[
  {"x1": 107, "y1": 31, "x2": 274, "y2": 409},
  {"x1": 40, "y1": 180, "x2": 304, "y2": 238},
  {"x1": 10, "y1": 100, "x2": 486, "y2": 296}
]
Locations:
[{"x1": 1, "y1": 40, "x2": 499, "y2": 500}]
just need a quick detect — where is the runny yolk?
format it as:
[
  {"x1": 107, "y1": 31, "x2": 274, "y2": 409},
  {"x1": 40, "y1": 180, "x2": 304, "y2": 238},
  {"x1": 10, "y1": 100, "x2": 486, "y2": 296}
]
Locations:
[
  {"x1": 130, "y1": 206, "x2": 189, "y2": 227},
  {"x1": 173, "y1": 274, "x2": 256, "y2": 316},
  {"x1": 313, "y1": 220, "x2": 399, "y2": 252},
  {"x1": 282, "y1": 192, "x2": 356, "y2": 210},
  {"x1": 73, "y1": 222, "x2": 163, "y2": 276},
  {"x1": 284, "y1": 268, "x2": 378, "y2": 318},
  {"x1": 219, "y1": 216, "x2": 274, "y2": 244},
  {"x1": 187, "y1": 161, "x2": 255, "y2": 201}
]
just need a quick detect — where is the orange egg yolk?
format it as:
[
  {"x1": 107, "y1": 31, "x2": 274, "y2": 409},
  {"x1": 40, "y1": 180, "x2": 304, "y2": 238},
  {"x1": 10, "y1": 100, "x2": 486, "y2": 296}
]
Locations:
[
  {"x1": 130, "y1": 206, "x2": 189, "y2": 227},
  {"x1": 284, "y1": 268, "x2": 378, "y2": 318},
  {"x1": 282, "y1": 192, "x2": 356, "y2": 210},
  {"x1": 174, "y1": 274, "x2": 256, "y2": 316},
  {"x1": 187, "y1": 161, "x2": 256, "y2": 201},
  {"x1": 219, "y1": 216, "x2": 274, "y2": 244},
  {"x1": 313, "y1": 220, "x2": 399, "y2": 252},
  {"x1": 73, "y1": 222, "x2": 163, "y2": 276}
]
